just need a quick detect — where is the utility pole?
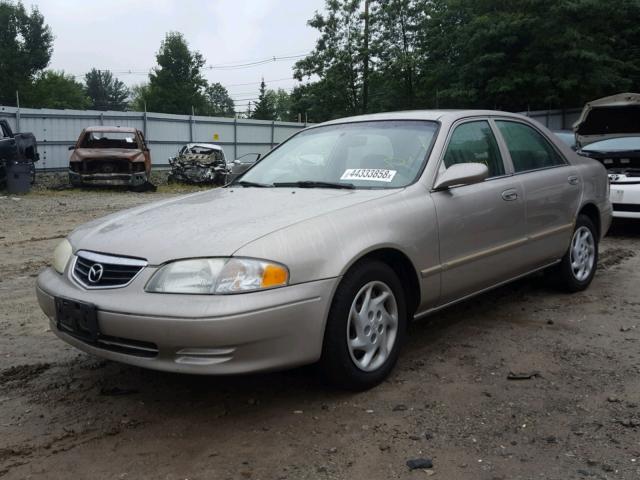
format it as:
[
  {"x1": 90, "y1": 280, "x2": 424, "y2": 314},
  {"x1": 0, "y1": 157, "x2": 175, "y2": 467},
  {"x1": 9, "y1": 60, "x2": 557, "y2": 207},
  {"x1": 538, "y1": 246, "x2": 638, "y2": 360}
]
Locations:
[
  {"x1": 15, "y1": 90, "x2": 21, "y2": 131},
  {"x1": 362, "y1": 0, "x2": 370, "y2": 114}
]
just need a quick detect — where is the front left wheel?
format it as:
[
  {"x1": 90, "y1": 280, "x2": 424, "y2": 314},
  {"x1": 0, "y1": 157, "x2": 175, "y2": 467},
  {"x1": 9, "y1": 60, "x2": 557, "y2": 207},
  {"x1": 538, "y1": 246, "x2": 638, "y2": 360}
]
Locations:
[{"x1": 319, "y1": 260, "x2": 407, "y2": 390}]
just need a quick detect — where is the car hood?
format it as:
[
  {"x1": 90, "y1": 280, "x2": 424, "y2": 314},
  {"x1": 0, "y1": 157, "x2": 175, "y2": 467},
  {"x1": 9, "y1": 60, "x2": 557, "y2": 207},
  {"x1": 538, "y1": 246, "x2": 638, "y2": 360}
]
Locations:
[
  {"x1": 73, "y1": 148, "x2": 144, "y2": 160},
  {"x1": 574, "y1": 93, "x2": 640, "y2": 147},
  {"x1": 68, "y1": 187, "x2": 399, "y2": 265}
]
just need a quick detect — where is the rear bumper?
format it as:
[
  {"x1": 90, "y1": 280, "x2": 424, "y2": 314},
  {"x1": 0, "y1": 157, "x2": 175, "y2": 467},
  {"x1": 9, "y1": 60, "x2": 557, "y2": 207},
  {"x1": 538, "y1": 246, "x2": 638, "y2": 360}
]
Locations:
[
  {"x1": 69, "y1": 170, "x2": 148, "y2": 186},
  {"x1": 36, "y1": 267, "x2": 337, "y2": 374},
  {"x1": 610, "y1": 183, "x2": 640, "y2": 219}
]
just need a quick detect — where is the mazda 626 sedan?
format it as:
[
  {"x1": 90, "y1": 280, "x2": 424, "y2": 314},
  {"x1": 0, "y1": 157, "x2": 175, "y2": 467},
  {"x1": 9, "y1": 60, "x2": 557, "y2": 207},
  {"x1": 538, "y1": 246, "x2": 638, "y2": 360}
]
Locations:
[{"x1": 37, "y1": 110, "x2": 612, "y2": 390}]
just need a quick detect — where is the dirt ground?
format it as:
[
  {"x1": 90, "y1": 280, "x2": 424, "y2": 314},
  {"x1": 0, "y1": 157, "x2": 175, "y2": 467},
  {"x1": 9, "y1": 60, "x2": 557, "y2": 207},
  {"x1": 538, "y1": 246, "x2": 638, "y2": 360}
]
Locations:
[{"x1": 1, "y1": 185, "x2": 639, "y2": 480}]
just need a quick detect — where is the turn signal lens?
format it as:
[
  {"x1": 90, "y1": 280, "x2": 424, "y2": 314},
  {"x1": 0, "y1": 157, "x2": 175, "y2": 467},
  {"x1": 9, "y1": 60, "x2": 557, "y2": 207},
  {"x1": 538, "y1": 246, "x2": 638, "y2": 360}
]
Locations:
[{"x1": 261, "y1": 264, "x2": 289, "y2": 288}]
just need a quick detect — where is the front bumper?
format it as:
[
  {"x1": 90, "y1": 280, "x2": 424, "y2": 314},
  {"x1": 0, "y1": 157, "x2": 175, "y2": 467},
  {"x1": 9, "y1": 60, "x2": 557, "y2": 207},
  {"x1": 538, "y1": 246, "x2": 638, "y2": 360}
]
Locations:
[
  {"x1": 36, "y1": 267, "x2": 337, "y2": 374},
  {"x1": 610, "y1": 182, "x2": 640, "y2": 219},
  {"x1": 69, "y1": 170, "x2": 148, "y2": 187}
]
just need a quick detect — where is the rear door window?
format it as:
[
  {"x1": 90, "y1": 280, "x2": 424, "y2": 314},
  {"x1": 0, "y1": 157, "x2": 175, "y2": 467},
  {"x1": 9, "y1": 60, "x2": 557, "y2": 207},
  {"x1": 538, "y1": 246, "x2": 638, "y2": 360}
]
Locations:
[
  {"x1": 443, "y1": 120, "x2": 505, "y2": 178},
  {"x1": 496, "y1": 121, "x2": 565, "y2": 173}
]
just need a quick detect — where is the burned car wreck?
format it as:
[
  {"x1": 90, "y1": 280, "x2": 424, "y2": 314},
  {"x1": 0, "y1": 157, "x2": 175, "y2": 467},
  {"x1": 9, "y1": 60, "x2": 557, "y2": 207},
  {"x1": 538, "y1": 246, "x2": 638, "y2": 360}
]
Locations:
[
  {"x1": 69, "y1": 126, "x2": 151, "y2": 188},
  {"x1": 168, "y1": 143, "x2": 228, "y2": 185}
]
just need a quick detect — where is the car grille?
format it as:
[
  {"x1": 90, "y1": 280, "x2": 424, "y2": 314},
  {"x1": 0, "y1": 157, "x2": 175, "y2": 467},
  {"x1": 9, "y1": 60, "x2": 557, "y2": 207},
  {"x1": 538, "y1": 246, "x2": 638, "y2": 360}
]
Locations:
[
  {"x1": 72, "y1": 250, "x2": 147, "y2": 289},
  {"x1": 612, "y1": 203, "x2": 640, "y2": 213},
  {"x1": 96, "y1": 335, "x2": 159, "y2": 358},
  {"x1": 83, "y1": 159, "x2": 131, "y2": 174}
]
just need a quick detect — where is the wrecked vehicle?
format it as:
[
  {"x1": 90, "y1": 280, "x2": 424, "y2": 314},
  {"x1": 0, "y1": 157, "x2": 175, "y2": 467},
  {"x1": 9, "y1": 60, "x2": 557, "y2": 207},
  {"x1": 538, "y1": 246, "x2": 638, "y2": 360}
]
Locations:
[
  {"x1": 38, "y1": 110, "x2": 611, "y2": 390},
  {"x1": 68, "y1": 126, "x2": 151, "y2": 187},
  {"x1": 0, "y1": 119, "x2": 39, "y2": 187},
  {"x1": 575, "y1": 93, "x2": 640, "y2": 219},
  {"x1": 168, "y1": 143, "x2": 228, "y2": 185}
]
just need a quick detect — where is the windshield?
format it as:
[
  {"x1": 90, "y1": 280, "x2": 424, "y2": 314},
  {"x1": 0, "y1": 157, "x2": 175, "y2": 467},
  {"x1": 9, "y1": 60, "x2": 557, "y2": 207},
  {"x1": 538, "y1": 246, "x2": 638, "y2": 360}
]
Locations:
[
  {"x1": 582, "y1": 136, "x2": 640, "y2": 152},
  {"x1": 80, "y1": 131, "x2": 140, "y2": 149},
  {"x1": 237, "y1": 120, "x2": 438, "y2": 188}
]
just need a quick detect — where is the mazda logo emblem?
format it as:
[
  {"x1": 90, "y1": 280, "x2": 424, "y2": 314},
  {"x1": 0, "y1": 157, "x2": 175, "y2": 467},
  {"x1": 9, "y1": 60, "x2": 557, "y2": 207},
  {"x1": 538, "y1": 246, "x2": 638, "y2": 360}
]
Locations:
[{"x1": 87, "y1": 264, "x2": 104, "y2": 283}]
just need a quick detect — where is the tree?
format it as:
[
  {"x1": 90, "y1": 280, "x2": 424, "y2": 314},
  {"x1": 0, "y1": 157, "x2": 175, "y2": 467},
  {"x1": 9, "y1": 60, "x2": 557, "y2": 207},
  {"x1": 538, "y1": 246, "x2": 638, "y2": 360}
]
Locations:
[
  {"x1": 291, "y1": 0, "x2": 640, "y2": 120},
  {"x1": 271, "y1": 88, "x2": 292, "y2": 121},
  {"x1": 0, "y1": 0, "x2": 53, "y2": 106},
  {"x1": 129, "y1": 83, "x2": 150, "y2": 111},
  {"x1": 251, "y1": 79, "x2": 277, "y2": 120},
  {"x1": 294, "y1": 0, "x2": 372, "y2": 118},
  {"x1": 205, "y1": 82, "x2": 235, "y2": 117},
  {"x1": 24, "y1": 70, "x2": 89, "y2": 109},
  {"x1": 415, "y1": 0, "x2": 640, "y2": 110},
  {"x1": 146, "y1": 32, "x2": 208, "y2": 114},
  {"x1": 368, "y1": 0, "x2": 425, "y2": 111},
  {"x1": 84, "y1": 68, "x2": 129, "y2": 110}
]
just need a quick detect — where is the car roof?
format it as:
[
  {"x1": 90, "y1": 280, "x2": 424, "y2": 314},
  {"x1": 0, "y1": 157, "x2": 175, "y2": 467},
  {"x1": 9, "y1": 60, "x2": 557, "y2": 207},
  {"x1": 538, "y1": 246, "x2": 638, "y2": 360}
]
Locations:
[
  {"x1": 184, "y1": 143, "x2": 223, "y2": 151},
  {"x1": 317, "y1": 109, "x2": 530, "y2": 126},
  {"x1": 84, "y1": 126, "x2": 139, "y2": 133}
]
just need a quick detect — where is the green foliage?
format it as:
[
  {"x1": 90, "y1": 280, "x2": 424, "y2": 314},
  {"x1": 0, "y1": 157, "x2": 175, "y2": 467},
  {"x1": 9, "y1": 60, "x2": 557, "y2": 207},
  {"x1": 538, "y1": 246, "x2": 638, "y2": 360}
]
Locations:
[
  {"x1": 270, "y1": 88, "x2": 293, "y2": 121},
  {"x1": 146, "y1": 32, "x2": 208, "y2": 115},
  {"x1": 293, "y1": 0, "x2": 640, "y2": 121},
  {"x1": 129, "y1": 83, "x2": 151, "y2": 112},
  {"x1": 0, "y1": 0, "x2": 53, "y2": 106},
  {"x1": 84, "y1": 68, "x2": 129, "y2": 110},
  {"x1": 205, "y1": 82, "x2": 235, "y2": 117},
  {"x1": 294, "y1": 0, "x2": 371, "y2": 118},
  {"x1": 23, "y1": 70, "x2": 89, "y2": 109}
]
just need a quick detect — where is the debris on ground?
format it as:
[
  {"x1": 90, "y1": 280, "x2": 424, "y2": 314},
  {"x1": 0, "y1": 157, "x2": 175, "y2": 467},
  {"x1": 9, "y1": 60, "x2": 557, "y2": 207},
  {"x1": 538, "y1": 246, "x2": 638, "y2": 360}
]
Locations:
[
  {"x1": 507, "y1": 371, "x2": 542, "y2": 380},
  {"x1": 406, "y1": 458, "x2": 434, "y2": 470}
]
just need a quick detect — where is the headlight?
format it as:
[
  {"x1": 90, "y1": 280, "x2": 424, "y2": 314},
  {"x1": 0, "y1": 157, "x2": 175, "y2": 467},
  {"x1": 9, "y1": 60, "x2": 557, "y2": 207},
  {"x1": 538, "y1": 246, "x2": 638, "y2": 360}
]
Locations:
[
  {"x1": 53, "y1": 239, "x2": 72, "y2": 274},
  {"x1": 145, "y1": 258, "x2": 289, "y2": 294}
]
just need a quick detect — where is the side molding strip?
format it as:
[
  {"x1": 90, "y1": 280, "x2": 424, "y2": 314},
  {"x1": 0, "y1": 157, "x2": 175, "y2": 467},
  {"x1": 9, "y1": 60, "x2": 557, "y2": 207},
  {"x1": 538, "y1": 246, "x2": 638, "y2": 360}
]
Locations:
[{"x1": 420, "y1": 223, "x2": 574, "y2": 278}]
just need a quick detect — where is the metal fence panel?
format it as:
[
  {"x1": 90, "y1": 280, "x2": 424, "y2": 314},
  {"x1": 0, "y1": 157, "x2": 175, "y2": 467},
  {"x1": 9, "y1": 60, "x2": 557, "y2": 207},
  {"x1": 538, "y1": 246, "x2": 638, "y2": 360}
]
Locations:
[
  {"x1": 520, "y1": 108, "x2": 582, "y2": 131},
  {"x1": 1, "y1": 104, "x2": 585, "y2": 171},
  {"x1": 0, "y1": 106, "x2": 309, "y2": 171}
]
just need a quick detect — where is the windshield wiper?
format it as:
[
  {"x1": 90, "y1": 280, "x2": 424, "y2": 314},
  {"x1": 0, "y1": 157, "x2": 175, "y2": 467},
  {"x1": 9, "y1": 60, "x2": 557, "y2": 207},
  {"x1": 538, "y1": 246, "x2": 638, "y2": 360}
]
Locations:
[
  {"x1": 232, "y1": 180, "x2": 273, "y2": 188},
  {"x1": 273, "y1": 181, "x2": 355, "y2": 189}
]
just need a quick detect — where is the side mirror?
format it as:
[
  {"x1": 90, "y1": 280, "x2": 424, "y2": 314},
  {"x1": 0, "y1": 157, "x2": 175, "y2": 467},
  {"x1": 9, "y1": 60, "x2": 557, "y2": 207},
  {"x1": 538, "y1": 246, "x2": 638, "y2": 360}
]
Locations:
[
  {"x1": 433, "y1": 163, "x2": 489, "y2": 190},
  {"x1": 68, "y1": 145, "x2": 75, "y2": 151}
]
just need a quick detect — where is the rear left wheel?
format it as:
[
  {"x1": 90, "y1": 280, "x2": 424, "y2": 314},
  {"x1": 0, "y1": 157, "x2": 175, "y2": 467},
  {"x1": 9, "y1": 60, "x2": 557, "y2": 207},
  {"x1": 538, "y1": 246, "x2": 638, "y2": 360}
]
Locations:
[
  {"x1": 554, "y1": 214, "x2": 598, "y2": 292},
  {"x1": 319, "y1": 260, "x2": 407, "y2": 390}
]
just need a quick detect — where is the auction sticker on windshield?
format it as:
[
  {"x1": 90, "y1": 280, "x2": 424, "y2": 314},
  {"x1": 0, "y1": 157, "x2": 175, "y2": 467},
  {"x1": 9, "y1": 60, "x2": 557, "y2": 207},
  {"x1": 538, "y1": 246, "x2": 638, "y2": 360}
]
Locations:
[{"x1": 340, "y1": 169, "x2": 397, "y2": 182}]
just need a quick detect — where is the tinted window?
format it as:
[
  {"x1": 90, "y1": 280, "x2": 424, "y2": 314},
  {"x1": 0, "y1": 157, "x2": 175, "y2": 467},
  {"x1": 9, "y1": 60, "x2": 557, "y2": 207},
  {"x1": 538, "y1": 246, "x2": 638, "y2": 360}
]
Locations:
[
  {"x1": 443, "y1": 121, "x2": 505, "y2": 178},
  {"x1": 496, "y1": 121, "x2": 565, "y2": 173}
]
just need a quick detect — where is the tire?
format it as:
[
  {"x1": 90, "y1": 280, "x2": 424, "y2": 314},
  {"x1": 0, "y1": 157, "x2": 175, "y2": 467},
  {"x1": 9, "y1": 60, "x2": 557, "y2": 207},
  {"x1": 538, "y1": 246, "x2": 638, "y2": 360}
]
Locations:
[
  {"x1": 553, "y1": 214, "x2": 599, "y2": 292},
  {"x1": 319, "y1": 260, "x2": 407, "y2": 390}
]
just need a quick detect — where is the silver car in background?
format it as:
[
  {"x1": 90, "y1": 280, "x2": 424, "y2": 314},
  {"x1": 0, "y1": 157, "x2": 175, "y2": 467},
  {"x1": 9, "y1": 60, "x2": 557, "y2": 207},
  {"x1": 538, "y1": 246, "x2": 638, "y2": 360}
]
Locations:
[{"x1": 37, "y1": 110, "x2": 611, "y2": 390}]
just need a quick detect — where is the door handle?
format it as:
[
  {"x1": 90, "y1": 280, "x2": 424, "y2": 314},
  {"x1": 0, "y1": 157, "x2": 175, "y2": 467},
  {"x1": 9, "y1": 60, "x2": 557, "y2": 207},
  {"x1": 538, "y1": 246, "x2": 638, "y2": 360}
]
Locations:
[
  {"x1": 501, "y1": 189, "x2": 518, "y2": 201},
  {"x1": 568, "y1": 175, "x2": 579, "y2": 185}
]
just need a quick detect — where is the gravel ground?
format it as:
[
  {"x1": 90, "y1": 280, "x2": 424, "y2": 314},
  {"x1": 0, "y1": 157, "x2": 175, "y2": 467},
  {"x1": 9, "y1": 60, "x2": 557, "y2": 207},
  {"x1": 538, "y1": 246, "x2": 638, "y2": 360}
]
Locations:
[{"x1": 0, "y1": 187, "x2": 639, "y2": 480}]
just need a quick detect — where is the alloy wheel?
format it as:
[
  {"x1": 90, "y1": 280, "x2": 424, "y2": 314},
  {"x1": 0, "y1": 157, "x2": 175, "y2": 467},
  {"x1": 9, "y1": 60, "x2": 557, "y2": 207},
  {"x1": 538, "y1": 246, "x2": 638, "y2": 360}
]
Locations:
[
  {"x1": 346, "y1": 280, "x2": 399, "y2": 372},
  {"x1": 570, "y1": 226, "x2": 595, "y2": 282}
]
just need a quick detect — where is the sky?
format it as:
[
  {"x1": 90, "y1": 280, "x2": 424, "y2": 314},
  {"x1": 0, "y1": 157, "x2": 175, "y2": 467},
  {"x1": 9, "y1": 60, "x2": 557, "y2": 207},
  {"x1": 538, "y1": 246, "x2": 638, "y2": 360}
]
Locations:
[{"x1": 28, "y1": 0, "x2": 326, "y2": 112}]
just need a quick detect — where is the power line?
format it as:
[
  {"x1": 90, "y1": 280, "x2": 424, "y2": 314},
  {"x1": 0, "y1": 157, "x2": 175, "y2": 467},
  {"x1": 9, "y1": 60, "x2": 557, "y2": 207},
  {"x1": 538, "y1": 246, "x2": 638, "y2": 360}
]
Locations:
[
  {"x1": 74, "y1": 54, "x2": 309, "y2": 77},
  {"x1": 225, "y1": 76, "x2": 295, "y2": 87}
]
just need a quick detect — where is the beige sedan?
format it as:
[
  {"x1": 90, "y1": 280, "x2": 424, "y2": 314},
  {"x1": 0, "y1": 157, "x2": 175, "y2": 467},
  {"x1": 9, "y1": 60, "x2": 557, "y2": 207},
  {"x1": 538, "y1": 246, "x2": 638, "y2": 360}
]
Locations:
[{"x1": 37, "y1": 110, "x2": 611, "y2": 390}]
